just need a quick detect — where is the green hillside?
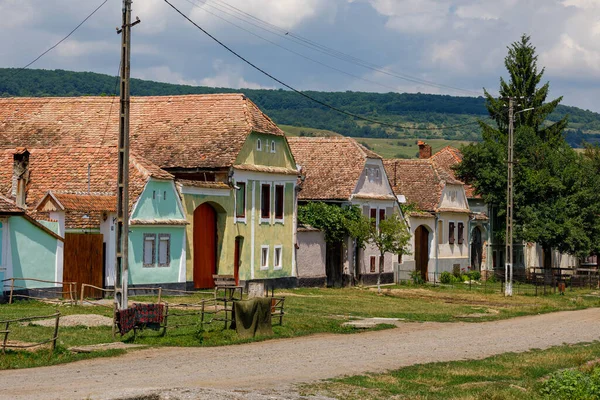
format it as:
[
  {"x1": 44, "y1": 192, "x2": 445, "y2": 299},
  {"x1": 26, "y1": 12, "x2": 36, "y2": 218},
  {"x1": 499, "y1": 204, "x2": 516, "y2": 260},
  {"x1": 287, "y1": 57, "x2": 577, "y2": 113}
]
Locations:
[{"x1": 1, "y1": 68, "x2": 600, "y2": 147}]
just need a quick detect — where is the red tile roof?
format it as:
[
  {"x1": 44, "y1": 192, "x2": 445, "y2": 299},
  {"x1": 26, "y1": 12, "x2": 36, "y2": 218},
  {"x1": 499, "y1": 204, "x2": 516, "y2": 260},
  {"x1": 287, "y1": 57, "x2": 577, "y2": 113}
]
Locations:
[
  {"x1": 0, "y1": 194, "x2": 23, "y2": 214},
  {"x1": 429, "y1": 146, "x2": 478, "y2": 198},
  {"x1": 0, "y1": 147, "x2": 173, "y2": 228},
  {"x1": 288, "y1": 137, "x2": 381, "y2": 201},
  {"x1": 0, "y1": 94, "x2": 284, "y2": 169},
  {"x1": 384, "y1": 159, "x2": 443, "y2": 212}
]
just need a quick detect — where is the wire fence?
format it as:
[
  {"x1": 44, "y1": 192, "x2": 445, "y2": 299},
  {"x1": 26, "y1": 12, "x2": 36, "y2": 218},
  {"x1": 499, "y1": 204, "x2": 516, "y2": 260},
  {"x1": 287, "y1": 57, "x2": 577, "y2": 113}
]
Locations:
[{"x1": 395, "y1": 267, "x2": 600, "y2": 296}]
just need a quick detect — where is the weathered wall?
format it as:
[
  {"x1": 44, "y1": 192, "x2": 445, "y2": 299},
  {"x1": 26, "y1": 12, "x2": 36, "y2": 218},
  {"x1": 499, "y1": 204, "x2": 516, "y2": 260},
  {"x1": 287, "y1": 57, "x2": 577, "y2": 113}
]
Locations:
[
  {"x1": 296, "y1": 230, "x2": 326, "y2": 278},
  {"x1": 8, "y1": 216, "x2": 58, "y2": 289}
]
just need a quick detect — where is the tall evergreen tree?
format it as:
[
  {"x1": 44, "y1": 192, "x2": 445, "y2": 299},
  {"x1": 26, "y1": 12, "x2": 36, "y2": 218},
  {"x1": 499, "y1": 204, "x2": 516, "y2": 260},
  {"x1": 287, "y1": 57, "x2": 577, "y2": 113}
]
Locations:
[{"x1": 456, "y1": 35, "x2": 591, "y2": 259}]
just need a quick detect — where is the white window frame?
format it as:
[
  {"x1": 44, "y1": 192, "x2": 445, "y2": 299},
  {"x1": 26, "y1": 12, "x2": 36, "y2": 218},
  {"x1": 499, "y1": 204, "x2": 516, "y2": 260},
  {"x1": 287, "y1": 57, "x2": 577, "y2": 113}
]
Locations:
[
  {"x1": 274, "y1": 183, "x2": 285, "y2": 224},
  {"x1": 257, "y1": 138, "x2": 262, "y2": 151},
  {"x1": 270, "y1": 140, "x2": 276, "y2": 153},
  {"x1": 260, "y1": 182, "x2": 272, "y2": 225},
  {"x1": 143, "y1": 233, "x2": 156, "y2": 267},
  {"x1": 234, "y1": 179, "x2": 247, "y2": 224},
  {"x1": 158, "y1": 233, "x2": 171, "y2": 268},
  {"x1": 273, "y1": 245, "x2": 282, "y2": 270},
  {"x1": 260, "y1": 245, "x2": 270, "y2": 270}
]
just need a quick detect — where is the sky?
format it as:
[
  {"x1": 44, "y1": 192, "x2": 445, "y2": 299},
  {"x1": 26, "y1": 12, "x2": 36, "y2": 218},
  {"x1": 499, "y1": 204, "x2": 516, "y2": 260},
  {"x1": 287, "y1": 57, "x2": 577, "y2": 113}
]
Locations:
[{"x1": 1, "y1": 0, "x2": 599, "y2": 112}]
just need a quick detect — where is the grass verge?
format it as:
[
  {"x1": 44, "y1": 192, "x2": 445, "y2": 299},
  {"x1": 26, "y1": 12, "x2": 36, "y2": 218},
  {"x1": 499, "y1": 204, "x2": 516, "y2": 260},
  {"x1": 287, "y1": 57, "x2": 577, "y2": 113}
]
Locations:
[{"x1": 303, "y1": 341, "x2": 600, "y2": 399}]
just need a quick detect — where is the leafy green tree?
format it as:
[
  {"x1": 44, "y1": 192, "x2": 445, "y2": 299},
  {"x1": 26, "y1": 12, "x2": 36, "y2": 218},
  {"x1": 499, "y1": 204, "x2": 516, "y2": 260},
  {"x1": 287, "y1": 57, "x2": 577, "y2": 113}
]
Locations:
[
  {"x1": 456, "y1": 35, "x2": 593, "y2": 259},
  {"x1": 349, "y1": 213, "x2": 411, "y2": 292},
  {"x1": 297, "y1": 202, "x2": 362, "y2": 243}
]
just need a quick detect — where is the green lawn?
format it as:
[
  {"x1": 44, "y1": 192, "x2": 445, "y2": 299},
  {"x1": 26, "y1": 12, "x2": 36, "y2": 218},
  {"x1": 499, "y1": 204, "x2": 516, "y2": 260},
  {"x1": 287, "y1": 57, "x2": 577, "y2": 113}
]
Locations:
[
  {"x1": 1, "y1": 285, "x2": 599, "y2": 369},
  {"x1": 303, "y1": 341, "x2": 600, "y2": 399}
]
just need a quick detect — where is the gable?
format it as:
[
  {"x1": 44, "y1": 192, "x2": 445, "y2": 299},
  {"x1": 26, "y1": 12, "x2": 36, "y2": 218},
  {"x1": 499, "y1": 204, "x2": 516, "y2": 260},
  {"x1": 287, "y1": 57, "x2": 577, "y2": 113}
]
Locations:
[
  {"x1": 353, "y1": 159, "x2": 396, "y2": 200},
  {"x1": 439, "y1": 183, "x2": 469, "y2": 211},
  {"x1": 130, "y1": 178, "x2": 185, "y2": 221},
  {"x1": 234, "y1": 132, "x2": 296, "y2": 170}
]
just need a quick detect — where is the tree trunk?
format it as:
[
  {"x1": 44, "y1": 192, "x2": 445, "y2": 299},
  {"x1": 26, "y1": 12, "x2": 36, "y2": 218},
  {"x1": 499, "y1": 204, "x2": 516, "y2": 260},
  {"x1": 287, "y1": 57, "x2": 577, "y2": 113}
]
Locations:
[{"x1": 377, "y1": 252, "x2": 385, "y2": 293}]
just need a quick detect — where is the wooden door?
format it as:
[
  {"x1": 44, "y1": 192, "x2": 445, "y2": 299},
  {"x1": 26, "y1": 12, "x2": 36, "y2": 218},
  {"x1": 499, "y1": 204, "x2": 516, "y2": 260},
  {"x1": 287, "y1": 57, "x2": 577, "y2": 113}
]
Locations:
[
  {"x1": 234, "y1": 237, "x2": 241, "y2": 286},
  {"x1": 415, "y1": 226, "x2": 429, "y2": 281},
  {"x1": 193, "y1": 203, "x2": 217, "y2": 289},
  {"x1": 63, "y1": 233, "x2": 104, "y2": 298}
]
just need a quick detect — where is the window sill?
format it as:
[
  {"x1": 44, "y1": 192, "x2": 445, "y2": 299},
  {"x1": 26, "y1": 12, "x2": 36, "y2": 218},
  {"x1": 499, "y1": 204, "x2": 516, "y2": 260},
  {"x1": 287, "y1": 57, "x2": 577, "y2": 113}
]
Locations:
[
  {"x1": 273, "y1": 266, "x2": 282, "y2": 271},
  {"x1": 260, "y1": 266, "x2": 269, "y2": 271},
  {"x1": 158, "y1": 264, "x2": 171, "y2": 268},
  {"x1": 260, "y1": 219, "x2": 271, "y2": 225},
  {"x1": 143, "y1": 265, "x2": 156, "y2": 268},
  {"x1": 274, "y1": 218, "x2": 284, "y2": 224},
  {"x1": 235, "y1": 218, "x2": 247, "y2": 224}
]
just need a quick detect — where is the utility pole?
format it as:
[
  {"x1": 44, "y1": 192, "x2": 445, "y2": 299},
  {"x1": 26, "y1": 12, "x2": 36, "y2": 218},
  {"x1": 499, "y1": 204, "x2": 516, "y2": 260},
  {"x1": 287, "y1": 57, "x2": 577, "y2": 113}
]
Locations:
[
  {"x1": 115, "y1": 0, "x2": 139, "y2": 310},
  {"x1": 505, "y1": 98, "x2": 514, "y2": 297}
]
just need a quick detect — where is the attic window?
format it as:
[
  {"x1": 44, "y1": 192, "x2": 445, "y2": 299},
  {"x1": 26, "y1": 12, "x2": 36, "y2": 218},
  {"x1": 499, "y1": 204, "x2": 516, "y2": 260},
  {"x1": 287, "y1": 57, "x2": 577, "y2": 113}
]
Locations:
[
  {"x1": 257, "y1": 139, "x2": 262, "y2": 151},
  {"x1": 270, "y1": 140, "x2": 276, "y2": 153}
]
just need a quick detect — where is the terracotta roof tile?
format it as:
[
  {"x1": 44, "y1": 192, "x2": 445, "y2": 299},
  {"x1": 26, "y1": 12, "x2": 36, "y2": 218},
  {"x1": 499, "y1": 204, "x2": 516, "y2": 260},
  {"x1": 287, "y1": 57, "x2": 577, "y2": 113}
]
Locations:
[
  {"x1": 288, "y1": 137, "x2": 379, "y2": 201},
  {"x1": 384, "y1": 159, "x2": 442, "y2": 212},
  {"x1": 51, "y1": 193, "x2": 116, "y2": 212},
  {"x1": 0, "y1": 194, "x2": 23, "y2": 214},
  {"x1": 430, "y1": 146, "x2": 478, "y2": 198},
  {"x1": 0, "y1": 94, "x2": 284, "y2": 169}
]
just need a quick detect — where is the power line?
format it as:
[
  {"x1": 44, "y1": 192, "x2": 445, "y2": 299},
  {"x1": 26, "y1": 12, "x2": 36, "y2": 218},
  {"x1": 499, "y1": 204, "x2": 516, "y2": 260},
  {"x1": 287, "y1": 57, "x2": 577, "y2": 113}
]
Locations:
[
  {"x1": 7, "y1": 0, "x2": 109, "y2": 77},
  {"x1": 189, "y1": 0, "x2": 482, "y2": 96},
  {"x1": 165, "y1": 0, "x2": 492, "y2": 132}
]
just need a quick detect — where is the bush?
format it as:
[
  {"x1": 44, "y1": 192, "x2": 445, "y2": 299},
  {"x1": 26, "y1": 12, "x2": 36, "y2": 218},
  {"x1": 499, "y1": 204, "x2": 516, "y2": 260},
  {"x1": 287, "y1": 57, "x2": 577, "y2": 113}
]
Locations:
[
  {"x1": 541, "y1": 367, "x2": 600, "y2": 399},
  {"x1": 440, "y1": 271, "x2": 456, "y2": 284},
  {"x1": 409, "y1": 270, "x2": 424, "y2": 285}
]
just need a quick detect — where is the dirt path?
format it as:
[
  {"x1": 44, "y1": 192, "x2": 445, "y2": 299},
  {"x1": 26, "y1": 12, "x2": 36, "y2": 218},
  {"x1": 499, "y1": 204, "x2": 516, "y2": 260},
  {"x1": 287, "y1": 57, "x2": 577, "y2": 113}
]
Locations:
[{"x1": 2, "y1": 308, "x2": 600, "y2": 400}]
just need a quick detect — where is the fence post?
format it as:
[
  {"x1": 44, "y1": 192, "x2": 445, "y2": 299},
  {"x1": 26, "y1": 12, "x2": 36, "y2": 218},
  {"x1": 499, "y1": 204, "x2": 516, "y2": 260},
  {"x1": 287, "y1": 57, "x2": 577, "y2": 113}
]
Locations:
[
  {"x1": 51, "y1": 312, "x2": 60, "y2": 351},
  {"x1": 80, "y1": 284, "x2": 86, "y2": 306},
  {"x1": 8, "y1": 278, "x2": 14, "y2": 304},
  {"x1": 2, "y1": 321, "x2": 9, "y2": 354},
  {"x1": 157, "y1": 287, "x2": 162, "y2": 304}
]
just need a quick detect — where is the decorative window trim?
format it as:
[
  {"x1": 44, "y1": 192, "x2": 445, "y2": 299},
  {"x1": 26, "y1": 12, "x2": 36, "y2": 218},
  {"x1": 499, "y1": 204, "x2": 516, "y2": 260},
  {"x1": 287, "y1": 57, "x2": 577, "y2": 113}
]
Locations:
[
  {"x1": 260, "y1": 245, "x2": 270, "y2": 270},
  {"x1": 143, "y1": 233, "x2": 156, "y2": 267},
  {"x1": 158, "y1": 234, "x2": 171, "y2": 267},
  {"x1": 257, "y1": 138, "x2": 262, "y2": 151},
  {"x1": 235, "y1": 181, "x2": 247, "y2": 222},
  {"x1": 270, "y1": 140, "x2": 276, "y2": 153},
  {"x1": 260, "y1": 183, "x2": 271, "y2": 224},
  {"x1": 274, "y1": 184, "x2": 284, "y2": 223},
  {"x1": 273, "y1": 245, "x2": 283, "y2": 270}
]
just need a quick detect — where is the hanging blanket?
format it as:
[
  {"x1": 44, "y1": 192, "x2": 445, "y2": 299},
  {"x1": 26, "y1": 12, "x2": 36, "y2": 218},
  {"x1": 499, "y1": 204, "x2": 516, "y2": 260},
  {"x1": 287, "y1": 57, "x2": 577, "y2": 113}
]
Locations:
[
  {"x1": 116, "y1": 307, "x2": 136, "y2": 336},
  {"x1": 134, "y1": 303, "x2": 164, "y2": 324},
  {"x1": 231, "y1": 298, "x2": 273, "y2": 339}
]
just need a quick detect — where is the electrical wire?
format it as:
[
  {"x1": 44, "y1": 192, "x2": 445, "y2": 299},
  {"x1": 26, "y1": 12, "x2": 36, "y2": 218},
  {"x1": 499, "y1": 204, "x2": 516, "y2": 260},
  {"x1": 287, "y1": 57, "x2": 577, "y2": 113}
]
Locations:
[
  {"x1": 190, "y1": 0, "x2": 482, "y2": 96},
  {"x1": 165, "y1": 0, "x2": 493, "y2": 131},
  {"x1": 7, "y1": 0, "x2": 110, "y2": 78}
]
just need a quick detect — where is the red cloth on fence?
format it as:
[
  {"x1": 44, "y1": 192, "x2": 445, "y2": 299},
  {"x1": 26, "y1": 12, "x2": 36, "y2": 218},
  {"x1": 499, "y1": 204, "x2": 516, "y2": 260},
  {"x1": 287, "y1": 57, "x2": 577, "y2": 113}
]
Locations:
[
  {"x1": 117, "y1": 307, "x2": 136, "y2": 336},
  {"x1": 133, "y1": 303, "x2": 164, "y2": 324}
]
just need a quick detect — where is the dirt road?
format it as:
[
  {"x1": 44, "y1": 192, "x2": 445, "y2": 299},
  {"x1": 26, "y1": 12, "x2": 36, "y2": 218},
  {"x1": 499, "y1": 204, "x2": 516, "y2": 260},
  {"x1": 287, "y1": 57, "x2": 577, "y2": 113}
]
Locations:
[{"x1": 2, "y1": 308, "x2": 600, "y2": 400}]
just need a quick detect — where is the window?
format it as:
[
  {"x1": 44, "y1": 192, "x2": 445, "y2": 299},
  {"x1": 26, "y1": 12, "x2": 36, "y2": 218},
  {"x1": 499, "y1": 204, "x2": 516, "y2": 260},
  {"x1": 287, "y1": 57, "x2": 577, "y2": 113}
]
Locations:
[
  {"x1": 398, "y1": 253, "x2": 403, "y2": 264},
  {"x1": 449, "y1": 222, "x2": 455, "y2": 245},
  {"x1": 274, "y1": 184, "x2": 284, "y2": 220},
  {"x1": 257, "y1": 138, "x2": 262, "y2": 151},
  {"x1": 270, "y1": 140, "x2": 276, "y2": 153},
  {"x1": 370, "y1": 208, "x2": 377, "y2": 227},
  {"x1": 438, "y1": 220, "x2": 444, "y2": 244},
  {"x1": 152, "y1": 191, "x2": 156, "y2": 200},
  {"x1": 158, "y1": 234, "x2": 171, "y2": 267},
  {"x1": 370, "y1": 256, "x2": 376, "y2": 273},
  {"x1": 261, "y1": 184, "x2": 271, "y2": 220},
  {"x1": 274, "y1": 246, "x2": 282, "y2": 269},
  {"x1": 379, "y1": 209, "x2": 386, "y2": 223},
  {"x1": 143, "y1": 234, "x2": 156, "y2": 267},
  {"x1": 457, "y1": 222, "x2": 464, "y2": 245},
  {"x1": 236, "y1": 182, "x2": 246, "y2": 218},
  {"x1": 261, "y1": 246, "x2": 269, "y2": 269},
  {"x1": 163, "y1": 191, "x2": 167, "y2": 200}
]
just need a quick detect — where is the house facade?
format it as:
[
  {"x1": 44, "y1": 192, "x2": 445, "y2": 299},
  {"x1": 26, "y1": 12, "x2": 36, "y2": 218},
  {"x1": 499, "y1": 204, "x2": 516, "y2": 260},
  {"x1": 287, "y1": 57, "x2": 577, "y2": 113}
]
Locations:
[
  {"x1": 384, "y1": 144, "x2": 471, "y2": 281},
  {"x1": 0, "y1": 94, "x2": 300, "y2": 290},
  {"x1": 288, "y1": 137, "x2": 402, "y2": 286}
]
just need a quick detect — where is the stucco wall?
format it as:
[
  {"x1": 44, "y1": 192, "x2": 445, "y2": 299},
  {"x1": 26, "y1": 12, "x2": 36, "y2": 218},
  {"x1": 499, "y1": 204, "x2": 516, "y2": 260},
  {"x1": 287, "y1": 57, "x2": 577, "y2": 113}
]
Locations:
[
  {"x1": 235, "y1": 132, "x2": 296, "y2": 170},
  {"x1": 525, "y1": 242, "x2": 579, "y2": 269},
  {"x1": 297, "y1": 230, "x2": 326, "y2": 278},
  {"x1": 8, "y1": 216, "x2": 59, "y2": 289},
  {"x1": 131, "y1": 179, "x2": 184, "y2": 221}
]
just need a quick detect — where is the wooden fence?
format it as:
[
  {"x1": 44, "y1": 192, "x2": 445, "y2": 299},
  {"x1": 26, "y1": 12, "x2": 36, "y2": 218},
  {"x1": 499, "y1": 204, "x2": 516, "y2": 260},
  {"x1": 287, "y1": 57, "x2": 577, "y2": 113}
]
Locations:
[{"x1": 1, "y1": 312, "x2": 60, "y2": 354}]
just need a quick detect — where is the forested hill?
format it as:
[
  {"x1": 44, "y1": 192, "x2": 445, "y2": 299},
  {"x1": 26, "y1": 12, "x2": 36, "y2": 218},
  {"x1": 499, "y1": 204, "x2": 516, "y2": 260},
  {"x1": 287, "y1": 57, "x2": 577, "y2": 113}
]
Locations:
[{"x1": 1, "y1": 68, "x2": 600, "y2": 144}]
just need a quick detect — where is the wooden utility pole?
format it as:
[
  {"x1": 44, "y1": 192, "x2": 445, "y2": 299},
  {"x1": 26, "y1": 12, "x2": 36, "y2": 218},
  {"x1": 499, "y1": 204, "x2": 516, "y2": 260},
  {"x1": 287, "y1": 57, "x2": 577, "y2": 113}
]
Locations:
[
  {"x1": 505, "y1": 98, "x2": 514, "y2": 296},
  {"x1": 115, "y1": 0, "x2": 139, "y2": 310}
]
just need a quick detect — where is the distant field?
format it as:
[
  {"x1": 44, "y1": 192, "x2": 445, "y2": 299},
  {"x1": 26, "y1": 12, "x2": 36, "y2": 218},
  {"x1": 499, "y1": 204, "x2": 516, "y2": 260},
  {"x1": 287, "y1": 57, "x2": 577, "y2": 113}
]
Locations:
[
  {"x1": 280, "y1": 125, "x2": 471, "y2": 159},
  {"x1": 357, "y1": 138, "x2": 472, "y2": 159}
]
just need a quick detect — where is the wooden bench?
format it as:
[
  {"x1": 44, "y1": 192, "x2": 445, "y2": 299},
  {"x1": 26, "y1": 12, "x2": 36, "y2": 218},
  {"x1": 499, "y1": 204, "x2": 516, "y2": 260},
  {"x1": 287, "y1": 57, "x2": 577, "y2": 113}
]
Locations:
[{"x1": 270, "y1": 297, "x2": 285, "y2": 326}]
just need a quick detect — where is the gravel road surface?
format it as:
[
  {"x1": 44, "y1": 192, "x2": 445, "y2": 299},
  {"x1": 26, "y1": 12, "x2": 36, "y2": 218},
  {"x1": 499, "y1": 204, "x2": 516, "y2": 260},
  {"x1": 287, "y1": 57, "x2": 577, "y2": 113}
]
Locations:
[{"x1": 2, "y1": 308, "x2": 599, "y2": 400}]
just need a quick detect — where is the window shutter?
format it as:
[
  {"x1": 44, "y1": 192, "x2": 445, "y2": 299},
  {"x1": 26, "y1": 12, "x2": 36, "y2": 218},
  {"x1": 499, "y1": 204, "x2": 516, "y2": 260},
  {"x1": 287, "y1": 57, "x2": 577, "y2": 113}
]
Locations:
[
  {"x1": 379, "y1": 209, "x2": 386, "y2": 223},
  {"x1": 370, "y1": 209, "x2": 377, "y2": 227},
  {"x1": 370, "y1": 256, "x2": 376, "y2": 273},
  {"x1": 458, "y1": 222, "x2": 464, "y2": 244},
  {"x1": 449, "y1": 222, "x2": 455, "y2": 245}
]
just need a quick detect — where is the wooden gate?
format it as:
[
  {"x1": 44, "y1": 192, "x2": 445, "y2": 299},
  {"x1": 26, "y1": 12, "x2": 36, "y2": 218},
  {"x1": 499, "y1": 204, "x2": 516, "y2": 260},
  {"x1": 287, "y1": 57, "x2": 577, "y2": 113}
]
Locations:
[
  {"x1": 193, "y1": 203, "x2": 217, "y2": 289},
  {"x1": 63, "y1": 233, "x2": 104, "y2": 298}
]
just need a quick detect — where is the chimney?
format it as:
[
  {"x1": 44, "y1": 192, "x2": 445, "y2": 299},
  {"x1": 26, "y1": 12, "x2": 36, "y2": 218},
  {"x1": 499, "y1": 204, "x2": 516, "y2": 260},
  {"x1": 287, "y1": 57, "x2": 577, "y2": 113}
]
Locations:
[
  {"x1": 13, "y1": 148, "x2": 30, "y2": 209},
  {"x1": 418, "y1": 141, "x2": 432, "y2": 159}
]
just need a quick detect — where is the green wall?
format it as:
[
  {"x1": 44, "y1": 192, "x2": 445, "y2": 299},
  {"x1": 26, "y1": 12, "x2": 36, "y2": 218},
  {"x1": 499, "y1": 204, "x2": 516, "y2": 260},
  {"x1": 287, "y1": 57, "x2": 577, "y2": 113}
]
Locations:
[
  {"x1": 128, "y1": 226, "x2": 184, "y2": 285},
  {"x1": 131, "y1": 179, "x2": 184, "y2": 221},
  {"x1": 236, "y1": 132, "x2": 296, "y2": 169},
  {"x1": 9, "y1": 216, "x2": 58, "y2": 289}
]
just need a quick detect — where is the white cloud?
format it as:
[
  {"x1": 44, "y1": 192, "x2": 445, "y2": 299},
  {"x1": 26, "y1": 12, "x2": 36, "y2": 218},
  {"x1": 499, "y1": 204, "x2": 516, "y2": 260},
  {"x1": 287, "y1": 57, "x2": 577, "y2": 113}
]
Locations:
[
  {"x1": 199, "y1": 60, "x2": 272, "y2": 89},
  {"x1": 0, "y1": 0, "x2": 37, "y2": 29},
  {"x1": 55, "y1": 40, "x2": 113, "y2": 57},
  {"x1": 135, "y1": 66, "x2": 201, "y2": 86},
  {"x1": 429, "y1": 40, "x2": 467, "y2": 72},
  {"x1": 541, "y1": 34, "x2": 600, "y2": 78},
  {"x1": 364, "y1": 0, "x2": 450, "y2": 33}
]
